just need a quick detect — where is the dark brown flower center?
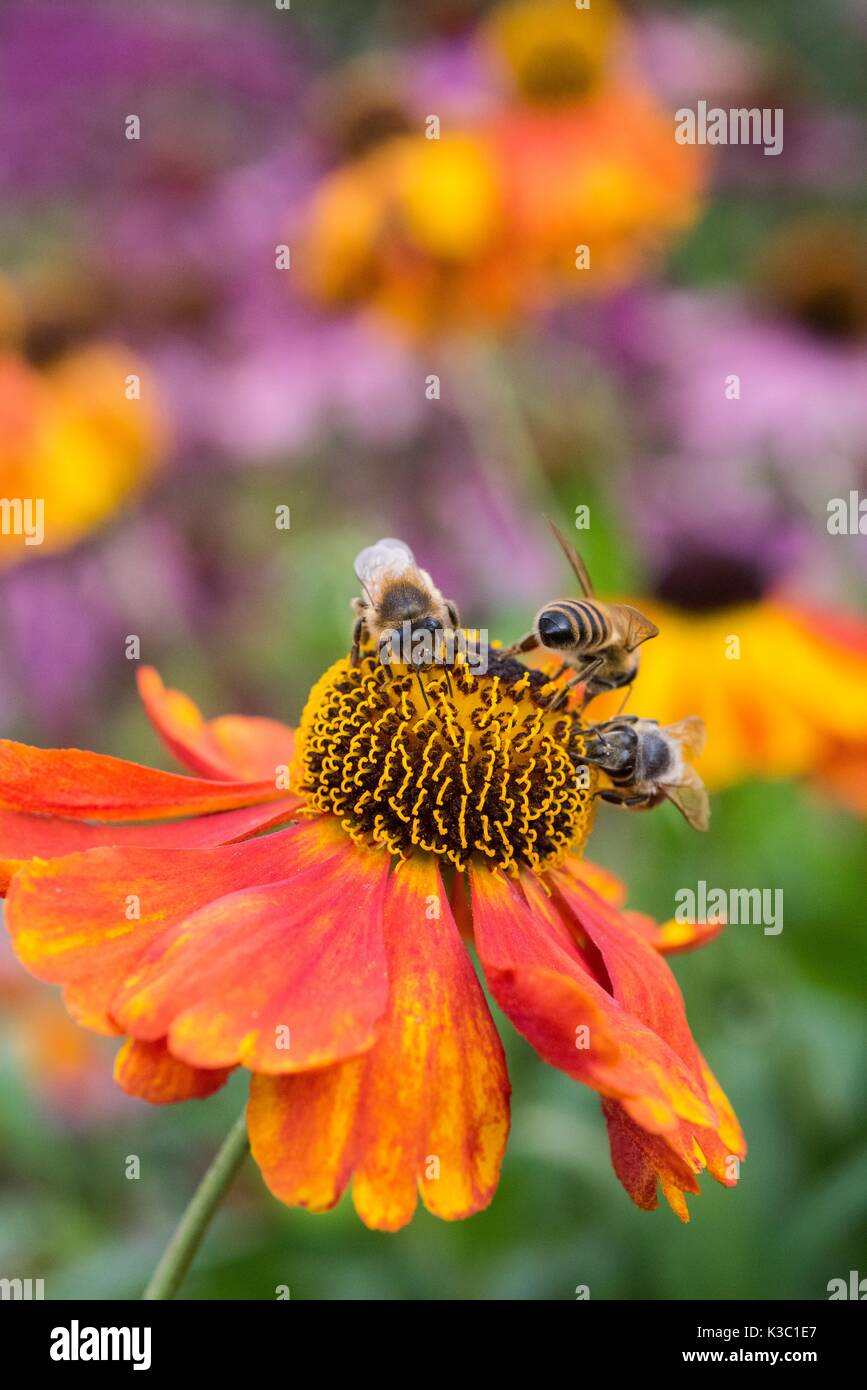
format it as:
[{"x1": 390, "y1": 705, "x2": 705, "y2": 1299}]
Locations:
[{"x1": 294, "y1": 652, "x2": 597, "y2": 874}]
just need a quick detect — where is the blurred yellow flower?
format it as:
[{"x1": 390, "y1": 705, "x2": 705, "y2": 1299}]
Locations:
[
  {"x1": 0, "y1": 342, "x2": 166, "y2": 569},
  {"x1": 588, "y1": 598, "x2": 867, "y2": 798},
  {"x1": 485, "y1": 0, "x2": 619, "y2": 104},
  {"x1": 303, "y1": 133, "x2": 514, "y2": 334},
  {"x1": 398, "y1": 134, "x2": 501, "y2": 261}
]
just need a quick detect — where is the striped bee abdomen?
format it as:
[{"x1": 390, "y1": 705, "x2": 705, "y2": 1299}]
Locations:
[{"x1": 538, "y1": 600, "x2": 611, "y2": 651}]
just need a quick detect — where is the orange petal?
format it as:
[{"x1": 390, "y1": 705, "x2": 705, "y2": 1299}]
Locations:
[
  {"x1": 559, "y1": 856, "x2": 724, "y2": 955},
  {"x1": 0, "y1": 740, "x2": 290, "y2": 821},
  {"x1": 623, "y1": 911, "x2": 725, "y2": 955},
  {"x1": 552, "y1": 869, "x2": 707, "y2": 1075},
  {"x1": 249, "y1": 1060, "x2": 366, "y2": 1213},
  {"x1": 250, "y1": 857, "x2": 510, "y2": 1230},
  {"x1": 114, "y1": 1038, "x2": 231, "y2": 1104},
  {"x1": 552, "y1": 870, "x2": 746, "y2": 1216},
  {"x1": 112, "y1": 838, "x2": 391, "y2": 1072},
  {"x1": 562, "y1": 856, "x2": 627, "y2": 907},
  {"x1": 5, "y1": 817, "x2": 346, "y2": 1034},
  {"x1": 603, "y1": 1099, "x2": 702, "y2": 1221},
  {"x1": 559, "y1": 855, "x2": 722, "y2": 952},
  {"x1": 603, "y1": 1066, "x2": 746, "y2": 1223},
  {"x1": 701, "y1": 1059, "x2": 747, "y2": 1167},
  {"x1": 0, "y1": 800, "x2": 296, "y2": 896},
  {"x1": 137, "y1": 667, "x2": 295, "y2": 782},
  {"x1": 471, "y1": 866, "x2": 714, "y2": 1134},
  {"x1": 351, "y1": 856, "x2": 509, "y2": 1230}
]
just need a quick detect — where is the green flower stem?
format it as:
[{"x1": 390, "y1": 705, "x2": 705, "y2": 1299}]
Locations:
[
  {"x1": 449, "y1": 337, "x2": 560, "y2": 516},
  {"x1": 142, "y1": 1108, "x2": 250, "y2": 1301}
]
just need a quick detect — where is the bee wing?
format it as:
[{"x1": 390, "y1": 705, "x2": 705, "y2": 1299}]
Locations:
[
  {"x1": 615, "y1": 604, "x2": 660, "y2": 651},
  {"x1": 663, "y1": 765, "x2": 710, "y2": 831},
  {"x1": 666, "y1": 715, "x2": 707, "y2": 760},
  {"x1": 354, "y1": 537, "x2": 416, "y2": 589},
  {"x1": 546, "y1": 517, "x2": 595, "y2": 597}
]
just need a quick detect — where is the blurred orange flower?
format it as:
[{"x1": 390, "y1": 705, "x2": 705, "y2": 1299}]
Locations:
[
  {"x1": 0, "y1": 931, "x2": 130, "y2": 1124},
  {"x1": 300, "y1": 0, "x2": 705, "y2": 335},
  {"x1": 0, "y1": 341, "x2": 166, "y2": 569}
]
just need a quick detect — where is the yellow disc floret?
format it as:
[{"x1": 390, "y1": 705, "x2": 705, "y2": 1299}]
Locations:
[{"x1": 293, "y1": 652, "x2": 597, "y2": 875}]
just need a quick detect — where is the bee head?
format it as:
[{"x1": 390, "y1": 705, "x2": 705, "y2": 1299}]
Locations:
[
  {"x1": 411, "y1": 615, "x2": 443, "y2": 638},
  {"x1": 580, "y1": 721, "x2": 637, "y2": 775},
  {"x1": 579, "y1": 728, "x2": 611, "y2": 763}
]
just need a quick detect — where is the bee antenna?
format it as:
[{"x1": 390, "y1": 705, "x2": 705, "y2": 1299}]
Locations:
[
  {"x1": 544, "y1": 515, "x2": 595, "y2": 596},
  {"x1": 356, "y1": 575, "x2": 375, "y2": 606}
]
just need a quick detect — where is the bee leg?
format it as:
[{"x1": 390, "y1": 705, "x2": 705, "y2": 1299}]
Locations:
[
  {"x1": 371, "y1": 634, "x2": 393, "y2": 684},
  {"x1": 350, "y1": 617, "x2": 364, "y2": 667},
  {"x1": 577, "y1": 658, "x2": 606, "y2": 711},
  {"x1": 614, "y1": 684, "x2": 634, "y2": 716},
  {"x1": 551, "y1": 658, "x2": 603, "y2": 711},
  {"x1": 550, "y1": 674, "x2": 584, "y2": 711},
  {"x1": 599, "y1": 790, "x2": 652, "y2": 810},
  {"x1": 504, "y1": 631, "x2": 539, "y2": 657}
]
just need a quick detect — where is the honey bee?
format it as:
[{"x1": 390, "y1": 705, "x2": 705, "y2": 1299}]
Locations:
[
  {"x1": 508, "y1": 520, "x2": 659, "y2": 706},
  {"x1": 351, "y1": 537, "x2": 460, "y2": 668},
  {"x1": 580, "y1": 715, "x2": 710, "y2": 830}
]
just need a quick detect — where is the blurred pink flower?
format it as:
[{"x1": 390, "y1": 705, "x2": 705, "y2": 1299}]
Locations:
[
  {"x1": 633, "y1": 10, "x2": 763, "y2": 106},
  {"x1": 643, "y1": 290, "x2": 867, "y2": 489},
  {"x1": 634, "y1": 8, "x2": 865, "y2": 193},
  {"x1": 0, "y1": 0, "x2": 303, "y2": 199},
  {"x1": 0, "y1": 514, "x2": 201, "y2": 737}
]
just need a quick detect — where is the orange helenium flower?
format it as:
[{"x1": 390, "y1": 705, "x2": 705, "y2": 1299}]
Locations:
[{"x1": 0, "y1": 660, "x2": 744, "y2": 1228}]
